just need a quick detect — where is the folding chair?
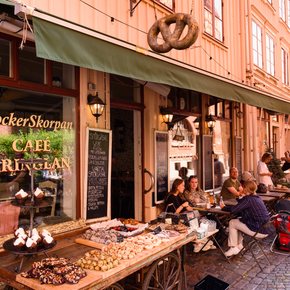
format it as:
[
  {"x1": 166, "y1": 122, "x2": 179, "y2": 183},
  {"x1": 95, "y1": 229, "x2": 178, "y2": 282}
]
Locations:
[{"x1": 239, "y1": 219, "x2": 276, "y2": 271}]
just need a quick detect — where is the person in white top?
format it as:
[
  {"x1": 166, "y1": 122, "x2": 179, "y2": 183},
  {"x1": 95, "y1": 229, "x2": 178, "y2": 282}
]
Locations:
[{"x1": 257, "y1": 152, "x2": 273, "y2": 187}]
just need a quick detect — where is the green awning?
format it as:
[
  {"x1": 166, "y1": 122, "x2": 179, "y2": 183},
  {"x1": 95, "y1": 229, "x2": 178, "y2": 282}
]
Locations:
[
  {"x1": 0, "y1": 0, "x2": 14, "y2": 6},
  {"x1": 32, "y1": 16, "x2": 290, "y2": 114}
]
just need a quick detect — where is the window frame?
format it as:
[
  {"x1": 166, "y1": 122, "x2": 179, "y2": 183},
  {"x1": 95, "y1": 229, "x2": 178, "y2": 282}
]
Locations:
[
  {"x1": 156, "y1": 0, "x2": 175, "y2": 10},
  {"x1": 265, "y1": 33, "x2": 275, "y2": 76},
  {"x1": 280, "y1": 0, "x2": 286, "y2": 21},
  {"x1": 0, "y1": 33, "x2": 79, "y2": 98},
  {"x1": 252, "y1": 20, "x2": 263, "y2": 69},
  {"x1": 203, "y1": 0, "x2": 224, "y2": 42},
  {"x1": 281, "y1": 47, "x2": 289, "y2": 85}
]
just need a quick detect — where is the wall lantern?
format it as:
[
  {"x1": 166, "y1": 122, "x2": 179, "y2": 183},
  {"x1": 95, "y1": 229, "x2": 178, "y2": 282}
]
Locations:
[
  {"x1": 160, "y1": 107, "x2": 174, "y2": 130},
  {"x1": 206, "y1": 114, "x2": 216, "y2": 133},
  {"x1": 88, "y1": 93, "x2": 105, "y2": 122},
  {"x1": 193, "y1": 117, "x2": 200, "y2": 130}
]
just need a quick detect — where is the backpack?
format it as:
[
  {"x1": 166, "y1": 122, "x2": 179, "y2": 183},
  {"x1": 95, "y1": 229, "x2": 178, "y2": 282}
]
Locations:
[
  {"x1": 273, "y1": 210, "x2": 290, "y2": 252},
  {"x1": 257, "y1": 183, "x2": 268, "y2": 193}
]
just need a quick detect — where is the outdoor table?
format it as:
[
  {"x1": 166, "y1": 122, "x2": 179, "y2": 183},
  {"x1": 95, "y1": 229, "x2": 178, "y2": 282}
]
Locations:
[
  {"x1": 269, "y1": 187, "x2": 290, "y2": 194},
  {"x1": 257, "y1": 191, "x2": 286, "y2": 199},
  {"x1": 0, "y1": 227, "x2": 198, "y2": 290},
  {"x1": 260, "y1": 195, "x2": 277, "y2": 214},
  {"x1": 191, "y1": 206, "x2": 232, "y2": 253}
]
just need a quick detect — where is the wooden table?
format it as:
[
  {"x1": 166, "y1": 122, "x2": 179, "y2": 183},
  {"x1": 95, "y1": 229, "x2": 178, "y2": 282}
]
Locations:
[
  {"x1": 191, "y1": 206, "x2": 232, "y2": 250},
  {"x1": 258, "y1": 191, "x2": 286, "y2": 199},
  {"x1": 0, "y1": 229, "x2": 197, "y2": 290},
  {"x1": 270, "y1": 187, "x2": 290, "y2": 194}
]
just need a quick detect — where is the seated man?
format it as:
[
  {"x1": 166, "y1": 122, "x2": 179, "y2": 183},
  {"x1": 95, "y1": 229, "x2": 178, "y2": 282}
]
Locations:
[
  {"x1": 281, "y1": 150, "x2": 290, "y2": 171},
  {"x1": 220, "y1": 167, "x2": 243, "y2": 201}
]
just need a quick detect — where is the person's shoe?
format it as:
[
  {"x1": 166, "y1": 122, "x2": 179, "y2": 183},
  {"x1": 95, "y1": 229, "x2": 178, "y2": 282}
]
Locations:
[
  {"x1": 194, "y1": 244, "x2": 203, "y2": 253},
  {"x1": 224, "y1": 247, "x2": 241, "y2": 257},
  {"x1": 237, "y1": 243, "x2": 244, "y2": 250}
]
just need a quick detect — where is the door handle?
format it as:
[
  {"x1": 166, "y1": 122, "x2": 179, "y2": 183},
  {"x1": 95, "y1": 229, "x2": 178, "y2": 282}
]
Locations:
[{"x1": 144, "y1": 168, "x2": 155, "y2": 194}]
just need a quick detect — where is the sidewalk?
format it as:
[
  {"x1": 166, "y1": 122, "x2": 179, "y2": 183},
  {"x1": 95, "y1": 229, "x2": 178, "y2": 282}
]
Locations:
[{"x1": 185, "y1": 236, "x2": 290, "y2": 289}]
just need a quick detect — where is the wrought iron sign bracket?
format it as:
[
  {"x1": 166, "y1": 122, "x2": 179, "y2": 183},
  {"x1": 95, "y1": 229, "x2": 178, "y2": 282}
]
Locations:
[{"x1": 130, "y1": 0, "x2": 142, "y2": 16}]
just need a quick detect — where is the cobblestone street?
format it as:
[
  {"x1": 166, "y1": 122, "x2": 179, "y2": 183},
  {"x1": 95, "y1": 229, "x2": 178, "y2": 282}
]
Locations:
[{"x1": 185, "y1": 236, "x2": 290, "y2": 290}]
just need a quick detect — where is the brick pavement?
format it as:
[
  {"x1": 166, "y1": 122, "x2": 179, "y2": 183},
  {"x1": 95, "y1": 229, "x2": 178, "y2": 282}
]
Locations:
[{"x1": 185, "y1": 236, "x2": 290, "y2": 290}]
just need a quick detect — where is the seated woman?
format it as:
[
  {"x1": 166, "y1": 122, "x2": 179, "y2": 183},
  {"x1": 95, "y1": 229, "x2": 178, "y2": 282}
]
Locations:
[
  {"x1": 181, "y1": 175, "x2": 208, "y2": 206},
  {"x1": 165, "y1": 179, "x2": 193, "y2": 213},
  {"x1": 221, "y1": 180, "x2": 272, "y2": 257}
]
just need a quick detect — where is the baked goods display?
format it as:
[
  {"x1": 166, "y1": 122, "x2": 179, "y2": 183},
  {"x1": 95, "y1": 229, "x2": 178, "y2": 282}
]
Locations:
[
  {"x1": 33, "y1": 187, "x2": 44, "y2": 200},
  {"x1": 76, "y1": 249, "x2": 120, "y2": 271},
  {"x1": 122, "y1": 218, "x2": 139, "y2": 225},
  {"x1": 21, "y1": 257, "x2": 87, "y2": 285},
  {"x1": 89, "y1": 219, "x2": 148, "y2": 238},
  {"x1": 164, "y1": 222, "x2": 188, "y2": 234},
  {"x1": 77, "y1": 233, "x2": 163, "y2": 272},
  {"x1": 12, "y1": 227, "x2": 54, "y2": 251},
  {"x1": 82, "y1": 228, "x2": 123, "y2": 245},
  {"x1": 15, "y1": 189, "x2": 29, "y2": 204},
  {"x1": 38, "y1": 219, "x2": 87, "y2": 236}
]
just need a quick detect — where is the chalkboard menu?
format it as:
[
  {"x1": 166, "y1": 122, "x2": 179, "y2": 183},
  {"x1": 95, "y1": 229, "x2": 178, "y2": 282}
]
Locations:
[
  {"x1": 203, "y1": 135, "x2": 213, "y2": 190},
  {"x1": 85, "y1": 128, "x2": 112, "y2": 221},
  {"x1": 155, "y1": 131, "x2": 169, "y2": 204}
]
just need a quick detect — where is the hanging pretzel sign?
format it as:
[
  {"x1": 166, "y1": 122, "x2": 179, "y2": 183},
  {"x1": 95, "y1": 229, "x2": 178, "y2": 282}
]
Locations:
[{"x1": 147, "y1": 13, "x2": 199, "y2": 53}]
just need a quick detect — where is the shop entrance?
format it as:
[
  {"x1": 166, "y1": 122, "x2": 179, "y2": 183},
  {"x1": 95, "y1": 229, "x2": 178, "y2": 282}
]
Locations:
[{"x1": 110, "y1": 108, "x2": 142, "y2": 220}]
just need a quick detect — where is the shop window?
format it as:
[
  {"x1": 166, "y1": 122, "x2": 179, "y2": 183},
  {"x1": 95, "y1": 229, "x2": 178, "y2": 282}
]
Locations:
[
  {"x1": 167, "y1": 88, "x2": 201, "y2": 114},
  {"x1": 110, "y1": 75, "x2": 140, "y2": 103},
  {"x1": 212, "y1": 120, "x2": 231, "y2": 185},
  {"x1": 0, "y1": 88, "x2": 76, "y2": 232},
  {"x1": 19, "y1": 46, "x2": 44, "y2": 84},
  {"x1": 52, "y1": 62, "x2": 75, "y2": 89},
  {"x1": 204, "y1": 0, "x2": 223, "y2": 42},
  {"x1": 0, "y1": 38, "x2": 10, "y2": 77}
]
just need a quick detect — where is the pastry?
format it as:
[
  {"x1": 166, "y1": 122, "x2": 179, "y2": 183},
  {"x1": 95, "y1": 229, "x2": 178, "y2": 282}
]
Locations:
[
  {"x1": 34, "y1": 187, "x2": 44, "y2": 199},
  {"x1": 26, "y1": 237, "x2": 37, "y2": 250},
  {"x1": 15, "y1": 189, "x2": 28, "y2": 204},
  {"x1": 13, "y1": 237, "x2": 25, "y2": 248},
  {"x1": 15, "y1": 227, "x2": 25, "y2": 237},
  {"x1": 41, "y1": 229, "x2": 51, "y2": 238},
  {"x1": 42, "y1": 234, "x2": 54, "y2": 247},
  {"x1": 31, "y1": 234, "x2": 42, "y2": 244}
]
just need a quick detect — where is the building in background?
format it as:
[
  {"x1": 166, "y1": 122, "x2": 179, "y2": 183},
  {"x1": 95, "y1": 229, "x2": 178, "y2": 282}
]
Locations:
[{"x1": 0, "y1": 0, "x2": 289, "y2": 227}]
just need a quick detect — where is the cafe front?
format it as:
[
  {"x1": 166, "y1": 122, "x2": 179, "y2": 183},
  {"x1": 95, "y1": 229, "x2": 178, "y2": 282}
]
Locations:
[{"x1": 1, "y1": 0, "x2": 290, "y2": 233}]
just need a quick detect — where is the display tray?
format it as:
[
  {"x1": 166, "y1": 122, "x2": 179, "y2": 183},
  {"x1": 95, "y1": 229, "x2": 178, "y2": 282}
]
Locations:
[
  {"x1": 74, "y1": 238, "x2": 106, "y2": 250},
  {"x1": 11, "y1": 198, "x2": 52, "y2": 209},
  {"x1": 16, "y1": 269, "x2": 102, "y2": 290},
  {"x1": 3, "y1": 238, "x2": 56, "y2": 255}
]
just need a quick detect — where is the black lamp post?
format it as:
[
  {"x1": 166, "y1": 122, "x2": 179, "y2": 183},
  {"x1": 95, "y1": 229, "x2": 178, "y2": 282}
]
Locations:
[
  {"x1": 160, "y1": 107, "x2": 174, "y2": 130},
  {"x1": 88, "y1": 93, "x2": 105, "y2": 123},
  {"x1": 193, "y1": 117, "x2": 200, "y2": 131},
  {"x1": 206, "y1": 114, "x2": 216, "y2": 134}
]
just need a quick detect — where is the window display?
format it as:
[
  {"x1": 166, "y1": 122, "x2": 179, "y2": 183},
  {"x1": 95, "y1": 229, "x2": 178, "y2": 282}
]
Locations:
[{"x1": 0, "y1": 88, "x2": 76, "y2": 235}]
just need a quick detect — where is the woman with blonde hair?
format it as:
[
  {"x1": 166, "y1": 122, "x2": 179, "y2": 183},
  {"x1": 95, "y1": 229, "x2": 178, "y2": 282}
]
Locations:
[{"x1": 221, "y1": 180, "x2": 271, "y2": 257}]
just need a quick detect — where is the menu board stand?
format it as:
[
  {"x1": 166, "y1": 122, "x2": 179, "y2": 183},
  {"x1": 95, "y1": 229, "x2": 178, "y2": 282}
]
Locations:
[
  {"x1": 84, "y1": 128, "x2": 112, "y2": 221},
  {"x1": 154, "y1": 131, "x2": 169, "y2": 204}
]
